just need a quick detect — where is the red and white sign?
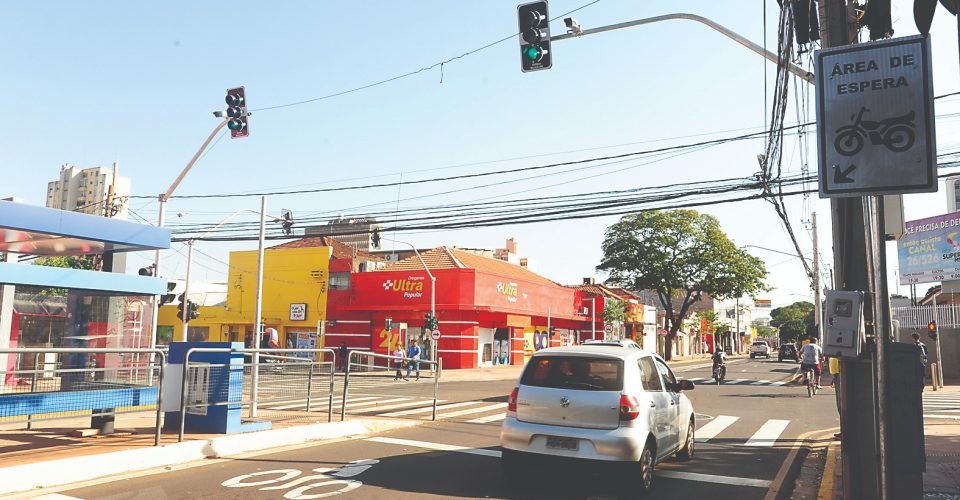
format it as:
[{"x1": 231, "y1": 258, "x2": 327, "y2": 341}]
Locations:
[{"x1": 431, "y1": 329, "x2": 441, "y2": 341}]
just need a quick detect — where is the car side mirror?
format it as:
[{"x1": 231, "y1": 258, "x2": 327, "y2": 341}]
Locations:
[{"x1": 678, "y1": 379, "x2": 695, "y2": 391}]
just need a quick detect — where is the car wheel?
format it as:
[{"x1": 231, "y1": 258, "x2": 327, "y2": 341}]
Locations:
[
  {"x1": 501, "y1": 449, "x2": 522, "y2": 484},
  {"x1": 676, "y1": 419, "x2": 695, "y2": 461},
  {"x1": 637, "y1": 442, "x2": 656, "y2": 494}
]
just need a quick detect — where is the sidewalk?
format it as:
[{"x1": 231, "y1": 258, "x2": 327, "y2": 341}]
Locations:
[{"x1": 792, "y1": 384, "x2": 960, "y2": 499}]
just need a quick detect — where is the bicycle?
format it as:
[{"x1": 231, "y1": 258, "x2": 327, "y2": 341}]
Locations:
[{"x1": 803, "y1": 365, "x2": 818, "y2": 397}]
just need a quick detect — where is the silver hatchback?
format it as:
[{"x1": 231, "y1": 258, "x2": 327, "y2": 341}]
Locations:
[{"x1": 500, "y1": 346, "x2": 696, "y2": 495}]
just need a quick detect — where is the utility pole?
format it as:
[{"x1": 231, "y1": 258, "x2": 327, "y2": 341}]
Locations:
[{"x1": 812, "y1": 211, "x2": 822, "y2": 343}]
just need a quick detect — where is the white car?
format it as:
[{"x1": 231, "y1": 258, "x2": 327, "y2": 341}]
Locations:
[
  {"x1": 750, "y1": 341, "x2": 771, "y2": 358},
  {"x1": 500, "y1": 346, "x2": 696, "y2": 495},
  {"x1": 582, "y1": 339, "x2": 642, "y2": 349}
]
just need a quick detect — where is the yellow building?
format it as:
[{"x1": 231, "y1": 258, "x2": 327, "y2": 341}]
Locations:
[{"x1": 157, "y1": 245, "x2": 331, "y2": 348}]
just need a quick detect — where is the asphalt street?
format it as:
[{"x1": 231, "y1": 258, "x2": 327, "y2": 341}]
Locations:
[{"x1": 57, "y1": 357, "x2": 840, "y2": 500}]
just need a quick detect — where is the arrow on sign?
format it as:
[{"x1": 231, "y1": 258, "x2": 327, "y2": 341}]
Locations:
[{"x1": 833, "y1": 164, "x2": 856, "y2": 184}]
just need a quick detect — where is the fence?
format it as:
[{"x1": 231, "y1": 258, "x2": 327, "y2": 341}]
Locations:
[
  {"x1": 0, "y1": 347, "x2": 166, "y2": 446},
  {"x1": 892, "y1": 304, "x2": 960, "y2": 329},
  {"x1": 341, "y1": 350, "x2": 440, "y2": 422},
  {"x1": 178, "y1": 347, "x2": 336, "y2": 442}
]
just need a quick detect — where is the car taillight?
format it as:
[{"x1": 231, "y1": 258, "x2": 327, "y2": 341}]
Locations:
[
  {"x1": 507, "y1": 387, "x2": 519, "y2": 414},
  {"x1": 619, "y1": 394, "x2": 640, "y2": 421}
]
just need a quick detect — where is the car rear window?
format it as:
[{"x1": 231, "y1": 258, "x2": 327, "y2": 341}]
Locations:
[{"x1": 520, "y1": 355, "x2": 623, "y2": 391}]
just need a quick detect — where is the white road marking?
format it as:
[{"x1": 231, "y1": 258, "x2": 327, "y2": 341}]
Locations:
[
  {"x1": 769, "y1": 381, "x2": 787, "y2": 386},
  {"x1": 365, "y1": 437, "x2": 501, "y2": 457},
  {"x1": 724, "y1": 379, "x2": 749, "y2": 385},
  {"x1": 367, "y1": 437, "x2": 772, "y2": 488},
  {"x1": 695, "y1": 415, "x2": 739, "y2": 443},
  {"x1": 925, "y1": 414, "x2": 960, "y2": 419},
  {"x1": 437, "y1": 403, "x2": 508, "y2": 419},
  {"x1": 745, "y1": 419, "x2": 791, "y2": 447},
  {"x1": 381, "y1": 401, "x2": 480, "y2": 417},
  {"x1": 334, "y1": 397, "x2": 410, "y2": 409},
  {"x1": 353, "y1": 399, "x2": 446, "y2": 413},
  {"x1": 467, "y1": 412, "x2": 507, "y2": 424},
  {"x1": 266, "y1": 396, "x2": 380, "y2": 411},
  {"x1": 658, "y1": 470, "x2": 772, "y2": 488},
  {"x1": 750, "y1": 380, "x2": 771, "y2": 385},
  {"x1": 29, "y1": 495, "x2": 85, "y2": 500}
]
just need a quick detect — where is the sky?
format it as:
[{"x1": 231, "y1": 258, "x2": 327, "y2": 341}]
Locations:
[{"x1": 2, "y1": 1, "x2": 959, "y2": 308}]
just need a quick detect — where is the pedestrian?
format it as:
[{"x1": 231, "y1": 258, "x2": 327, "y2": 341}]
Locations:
[
  {"x1": 338, "y1": 342, "x2": 348, "y2": 372},
  {"x1": 392, "y1": 345, "x2": 405, "y2": 380},
  {"x1": 912, "y1": 332, "x2": 928, "y2": 391},
  {"x1": 405, "y1": 340, "x2": 422, "y2": 381},
  {"x1": 829, "y1": 356, "x2": 841, "y2": 438}
]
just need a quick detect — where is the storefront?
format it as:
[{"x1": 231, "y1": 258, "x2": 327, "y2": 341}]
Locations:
[{"x1": 331, "y1": 247, "x2": 601, "y2": 369}]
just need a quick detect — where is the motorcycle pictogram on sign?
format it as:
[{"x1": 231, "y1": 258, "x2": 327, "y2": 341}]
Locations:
[{"x1": 833, "y1": 106, "x2": 916, "y2": 156}]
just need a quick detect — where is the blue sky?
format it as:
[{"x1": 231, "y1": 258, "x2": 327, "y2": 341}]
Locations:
[{"x1": 2, "y1": 1, "x2": 959, "y2": 307}]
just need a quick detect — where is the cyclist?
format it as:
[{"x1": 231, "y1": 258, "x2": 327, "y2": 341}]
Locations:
[
  {"x1": 799, "y1": 337, "x2": 824, "y2": 389},
  {"x1": 712, "y1": 348, "x2": 726, "y2": 381}
]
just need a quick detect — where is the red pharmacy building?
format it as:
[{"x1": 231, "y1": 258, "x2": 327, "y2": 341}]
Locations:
[{"x1": 320, "y1": 243, "x2": 603, "y2": 369}]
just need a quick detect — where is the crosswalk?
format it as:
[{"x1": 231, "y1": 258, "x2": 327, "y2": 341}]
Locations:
[
  {"x1": 257, "y1": 395, "x2": 509, "y2": 423},
  {"x1": 695, "y1": 415, "x2": 792, "y2": 447},
  {"x1": 686, "y1": 378, "x2": 789, "y2": 387},
  {"x1": 923, "y1": 392, "x2": 960, "y2": 420}
]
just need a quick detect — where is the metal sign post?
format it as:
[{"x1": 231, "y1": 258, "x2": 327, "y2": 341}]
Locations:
[{"x1": 816, "y1": 35, "x2": 937, "y2": 198}]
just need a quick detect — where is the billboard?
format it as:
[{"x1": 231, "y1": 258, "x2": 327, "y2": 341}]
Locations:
[{"x1": 898, "y1": 211, "x2": 960, "y2": 285}]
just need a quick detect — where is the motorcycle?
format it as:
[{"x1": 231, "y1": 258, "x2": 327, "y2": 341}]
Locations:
[
  {"x1": 834, "y1": 106, "x2": 916, "y2": 156},
  {"x1": 713, "y1": 363, "x2": 726, "y2": 385}
]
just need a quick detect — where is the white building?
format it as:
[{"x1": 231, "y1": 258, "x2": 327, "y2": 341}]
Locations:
[
  {"x1": 493, "y1": 238, "x2": 537, "y2": 272},
  {"x1": 305, "y1": 216, "x2": 382, "y2": 252},
  {"x1": 46, "y1": 162, "x2": 130, "y2": 219}
]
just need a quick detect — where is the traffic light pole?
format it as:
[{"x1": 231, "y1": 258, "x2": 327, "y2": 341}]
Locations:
[
  {"x1": 549, "y1": 12, "x2": 814, "y2": 84},
  {"x1": 148, "y1": 119, "x2": 230, "y2": 351},
  {"x1": 381, "y1": 238, "x2": 436, "y2": 365},
  {"x1": 181, "y1": 240, "x2": 194, "y2": 340}
]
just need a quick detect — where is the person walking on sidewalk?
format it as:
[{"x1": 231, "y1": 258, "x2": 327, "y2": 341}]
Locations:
[
  {"x1": 405, "y1": 340, "x2": 422, "y2": 381},
  {"x1": 912, "y1": 332, "x2": 928, "y2": 391},
  {"x1": 338, "y1": 342, "x2": 348, "y2": 372},
  {"x1": 392, "y1": 345, "x2": 405, "y2": 381}
]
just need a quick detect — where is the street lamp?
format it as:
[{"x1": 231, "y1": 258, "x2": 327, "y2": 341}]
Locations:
[{"x1": 380, "y1": 238, "x2": 436, "y2": 365}]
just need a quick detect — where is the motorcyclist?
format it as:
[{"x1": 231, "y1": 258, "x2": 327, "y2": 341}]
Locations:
[
  {"x1": 799, "y1": 337, "x2": 824, "y2": 389},
  {"x1": 712, "y1": 348, "x2": 726, "y2": 380}
]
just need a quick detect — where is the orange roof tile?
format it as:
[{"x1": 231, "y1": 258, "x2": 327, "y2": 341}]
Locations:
[
  {"x1": 374, "y1": 246, "x2": 558, "y2": 286},
  {"x1": 270, "y1": 236, "x2": 382, "y2": 261}
]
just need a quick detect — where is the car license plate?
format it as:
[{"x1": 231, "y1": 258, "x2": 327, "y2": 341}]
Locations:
[{"x1": 546, "y1": 436, "x2": 579, "y2": 451}]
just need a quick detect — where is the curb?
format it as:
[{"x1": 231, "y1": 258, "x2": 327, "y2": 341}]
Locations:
[
  {"x1": 764, "y1": 427, "x2": 839, "y2": 500},
  {"x1": 0, "y1": 418, "x2": 419, "y2": 496}
]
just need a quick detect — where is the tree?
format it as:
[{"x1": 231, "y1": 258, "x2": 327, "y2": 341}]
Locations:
[
  {"x1": 770, "y1": 301, "x2": 815, "y2": 343},
  {"x1": 32, "y1": 256, "x2": 97, "y2": 296},
  {"x1": 752, "y1": 320, "x2": 776, "y2": 339},
  {"x1": 602, "y1": 298, "x2": 627, "y2": 324},
  {"x1": 597, "y1": 210, "x2": 767, "y2": 360}
]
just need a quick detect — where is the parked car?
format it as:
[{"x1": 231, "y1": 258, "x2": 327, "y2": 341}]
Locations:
[
  {"x1": 582, "y1": 339, "x2": 641, "y2": 349},
  {"x1": 749, "y1": 341, "x2": 771, "y2": 359},
  {"x1": 500, "y1": 346, "x2": 696, "y2": 495},
  {"x1": 778, "y1": 344, "x2": 800, "y2": 362}
]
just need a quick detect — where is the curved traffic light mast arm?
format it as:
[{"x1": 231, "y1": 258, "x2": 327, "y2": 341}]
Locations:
[{"x1": 550, "y1": 12, "x2": 815, "y2": 85}]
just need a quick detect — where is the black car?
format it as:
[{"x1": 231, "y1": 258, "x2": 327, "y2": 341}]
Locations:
[{"x1": 778, "y1": 344, "x2": 799, "y2": 362}]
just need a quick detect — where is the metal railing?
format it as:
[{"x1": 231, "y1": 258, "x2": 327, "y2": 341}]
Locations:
[
  {"x1": 178, "y1": 347, "x2": 336, "y2": 442},
  {"x1": 0, "y1": 347, "x2": 166, "y2": 446},
  {"x1": 341, "y1": 350, "x2": 441, "y2": 422},
  {"x1": 892, "y1": 304, "x2": 960, "y2": 329}
]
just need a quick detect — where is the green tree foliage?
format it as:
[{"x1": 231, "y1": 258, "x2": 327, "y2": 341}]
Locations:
[
  {"x1": 752, "y1": 320, "x2": 776, "y2": 339},
  {"x1": 769, "y1": 301, "x2": 815, "y2": 343},
  {"x1": 32, "y1": 256, "x2": 97, "y2": 296},
  {"x1": 597, "y1": 210, "x2": 767, "y2": 360},
  {"x1": 602, "y1": 298, "x2": 627, "y2": 324}
]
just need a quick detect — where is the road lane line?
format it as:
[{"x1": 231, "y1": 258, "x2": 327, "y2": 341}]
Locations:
[
  {"x1": 353, "y1": 399, "x2": 446, "y2": 413},
  {"x1": 335, "y1": 397, "x2": 410, "y2": 409},
  {"x1": 657, "y1": 471, "x2": 771, "y2": 488},
  {"x1": 381, "y1": 401, "x2": 479, "y2": 417},
  {"x1": 367, "y1": 437, "x2": 772, "y2": 488},
  {"x1": 438, "y1": 403, "x2": 508, "y2": 419},
  {"x1": 745, "y1": 419, "x2": 791, "y2": 447},
  {"x1": 695, "y1": 415, "x2": 739, "y2": 443},
  {"x1": 365, "y1": 437, "x2": 502, "y2": 457},
  {"x1": 769, "y1": 381, "x2": 786, "y2": 386},
  {"x1": 750, "y1": 380, "x2": 771, "y2": 385},
  {"x1": 725, "y1": 379, "x2": 749, "y2": 385},
  {"x1": 467, "y1": 412, "x2": 506, "y2": 424},
  {"x1": 262, "y1": 396, "x2": 380, "y2": 411}
]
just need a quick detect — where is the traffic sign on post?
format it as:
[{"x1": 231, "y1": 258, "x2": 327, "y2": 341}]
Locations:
[
  {"x1": 431, "y1": 329, "x2": 441, "y2": 341},
  {"x1": 816, "y1": 35, "x2": 937, "y2": 198}
]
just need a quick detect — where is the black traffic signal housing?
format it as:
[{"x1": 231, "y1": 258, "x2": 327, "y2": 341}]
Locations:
[
  {"x1": 928, "y1": 320, "x2": 938, "y2": 340},
  {"x1": 281, "y1": 209, "x2": 294, "y2": 236},
  {"x1": 187, "y1": 301, "x2": 200, "y2": 321},
  {"x1": 225, "y1": 86, "x2": 249, "y2": 139},
  {"x1": 176, "y1": 293, "x2": 187, "y2": 321},
  {"x1": 160, "y1": 282, "x2": 177, "y2": 305},
  {"x1": 424, "y1": 312, "x2": 438, "y2": 330},
  {"x1": 518, "y1": 1, "x2": 552, "y2": 72},
  {"x1": 860, "y1": 0, "x2": 893, "y2": 40},
  {"x1": 789, "y1": 0, "x2": 820, "y2": 46}
]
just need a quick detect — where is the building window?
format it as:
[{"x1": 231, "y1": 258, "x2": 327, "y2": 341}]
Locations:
[{"x1": 329, "y1": 272, "x2": 350, "y2": 290}]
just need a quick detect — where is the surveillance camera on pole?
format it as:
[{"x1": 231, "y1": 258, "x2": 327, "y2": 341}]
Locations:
[{"x1": 564, "y1": 17, "x2": 582, "y2": 35}]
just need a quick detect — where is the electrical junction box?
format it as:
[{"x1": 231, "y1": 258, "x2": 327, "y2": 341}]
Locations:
[{"x1": 825, "y1": 290, "x2": 865, "y2": 359}]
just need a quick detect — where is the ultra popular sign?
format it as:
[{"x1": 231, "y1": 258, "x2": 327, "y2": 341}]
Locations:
[
  {"x1": 816, "y1": 35, "x2": 936, "y2": 197},
  {"x1": 897, "y1": 211, "x2": 960, "y2": 285}
]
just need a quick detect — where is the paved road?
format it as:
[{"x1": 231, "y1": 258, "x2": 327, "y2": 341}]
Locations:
[{"x1": 59, "y1": 357, "x2": 839, "y2": 500}]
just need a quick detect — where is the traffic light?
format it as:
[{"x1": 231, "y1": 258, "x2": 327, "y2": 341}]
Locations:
[
  {"x1": 861, "y1": 0, "x2": 893, "y2": 40},
  {"x1": 928, "y1": 320, "x2": 938, "y2": 340},
  {"x1": 789, "y1": 0, "x2": 820, "y2": 46},
  {"x1": 518, "y1": 1, "x2": 552, "y2": 72},
  {"x1": 281, "y1": 209, "x2": 294, "y2": 236},
  {"x1": 176, "y1": 293, "x2": 186, "y2": 321},
  {"x1": 225, "y1": 86, "x2": 249, "y2": 139},
  {"x1": 187, "y1": 301, "x2": 200, "y2": 321},
  {"x1": 160, "y1": 282, "x2": 177, "y2": 305},
  {"x1": 424, "y1": 312, "x2": 438, "y2": 330}
]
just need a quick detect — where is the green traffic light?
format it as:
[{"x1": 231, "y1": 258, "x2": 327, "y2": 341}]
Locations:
[{"x1": 523, "y1": 46, "x2": 540, "y2": 61}]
